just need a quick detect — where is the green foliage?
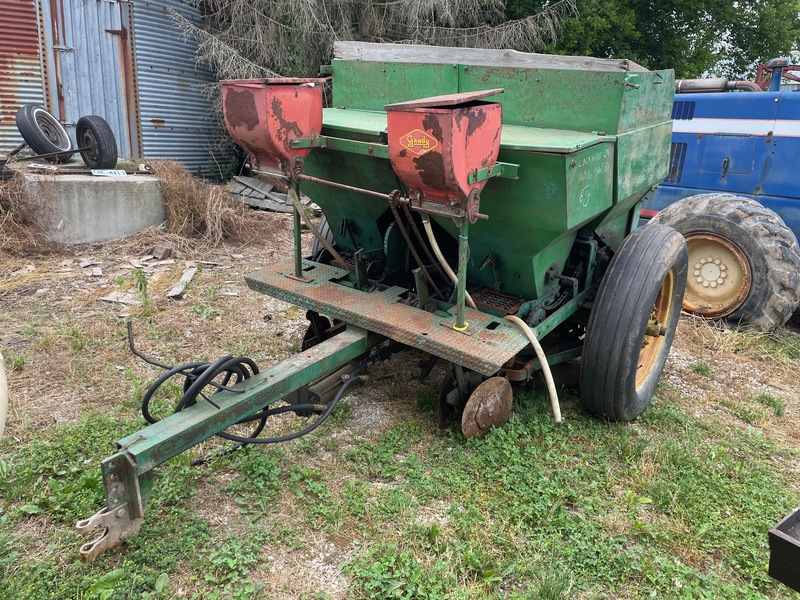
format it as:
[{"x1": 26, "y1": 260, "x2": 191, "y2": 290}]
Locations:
[
  {"x1": 4, "y1": 350, "x2": 26, "y2": 372},
  {"x1": 754, "y1": 393, "x2": 786, "y2": 417},
  {"x1": 132, "y1": 267, "x2": 149, "y2": 299},
  {"x1": 345, "y1": 542, "x2": 451, "y2": 599},
  {"x1": 691, "y1": 360, "x2": 712, "y2": 375},
  {"x1": 190, "y1": 303, "x2": 220, "y2": 319},
  {"x1": 1, "y1": 414, "x2": 122, "y2": 523},
  {"x1": 507, "y1": 0, "x2": 800, "y2": 78}
]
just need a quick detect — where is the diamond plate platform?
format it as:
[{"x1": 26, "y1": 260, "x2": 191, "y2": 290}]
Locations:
[{"x1": 245, "y1": 260, "x2": 531, "y2": 376}]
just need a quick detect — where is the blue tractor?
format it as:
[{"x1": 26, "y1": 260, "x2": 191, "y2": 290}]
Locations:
[{"x1": 643, "y1": 59, "x2": 800, "y2": 330}]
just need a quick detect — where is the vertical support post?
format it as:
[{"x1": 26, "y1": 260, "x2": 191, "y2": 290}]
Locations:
[
  {"x1": 291, "y1": 182, "x2": 303, "y2": 278},
  {"x1": 455, "y1": 219, "x2": 469, "y2": 330}
]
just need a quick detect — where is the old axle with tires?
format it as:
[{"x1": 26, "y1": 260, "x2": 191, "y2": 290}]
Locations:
[{"x1": 76, "y1": 42, "x2": 686, "y2": 559}]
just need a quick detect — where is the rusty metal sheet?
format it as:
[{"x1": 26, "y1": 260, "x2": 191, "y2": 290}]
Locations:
[
  {"x1": 384, "y1": 89, "x2": 504, "y2": 111},
  {"x1": 222, "y1": 78, "x2": 325, "y2": 173},
  {"x1": 245, "y1": 260, "x2": 530, "y2": 376},
  {"x1": 0, "y1": 0, "x2": 45, "y2": 149},
  {"x1": 386, "y1": 97, "x2": 502, "y2": 221}
]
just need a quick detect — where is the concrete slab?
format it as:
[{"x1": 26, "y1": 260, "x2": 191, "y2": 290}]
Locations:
[{"x1": 24, "y1": 174, "x2": 164, "y2": 244}]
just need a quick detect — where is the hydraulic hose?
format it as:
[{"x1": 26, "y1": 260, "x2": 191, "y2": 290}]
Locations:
[
  {"x1": 0, "y1": 351, "x2": 7, "y2": 439},
  {"x1": 420, "y1": 214, "x2": 476, "y2": 309},
  {"x1": 503, "y1": 315, "x2": 562, "y2": 423},
  {"x1": 140, "y1": 354, "x2": 364, "y2": 446}
]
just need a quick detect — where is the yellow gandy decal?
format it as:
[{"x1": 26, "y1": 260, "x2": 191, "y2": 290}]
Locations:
[{"x1": 400, "y1": 129, "x2": 439, "y2": 155}]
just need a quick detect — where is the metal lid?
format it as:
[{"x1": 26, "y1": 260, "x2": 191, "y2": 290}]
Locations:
[{"x1": 384, "y1": 88, "x2": 504, "y2": 111}]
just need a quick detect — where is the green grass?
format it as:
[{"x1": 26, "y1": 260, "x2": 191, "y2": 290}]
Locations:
[
  {"x1": 691, "y1": 360, "x2": 712, "y2": 375},
  {"x1": 1, "y1": 384, "x2": 798, "y2": 598}
]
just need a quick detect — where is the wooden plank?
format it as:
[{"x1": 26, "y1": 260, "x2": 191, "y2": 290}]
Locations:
[
  {"x1": 167, "y1": 266, "x2": 198, "y2": 299},
  {"x1": 238, "y1": 196, "x2": 293, "y2": 213},
  {"x1": 334, "y1": 41, "x2": 647, "y2": 72}
]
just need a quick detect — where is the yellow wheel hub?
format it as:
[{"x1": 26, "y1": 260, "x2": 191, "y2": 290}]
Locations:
[
  {"x1": 636, "y1": 269, "x2": 675, "y2": 388},
  {"x1": 684, "y1": 233, "x2": 750, "y2": 318}
]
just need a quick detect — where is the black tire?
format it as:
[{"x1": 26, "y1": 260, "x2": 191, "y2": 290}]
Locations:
[
  {"x1": 310, "y1": 215, "x2": 335, "y2": 261},
  {"x1": 651, "y1": 193, "x2": 800, "y2": 331},
  {"x1": 580, "y1": 224, "x2": 688, "y2": 421},
  {"x1": 76, "y1": 115, "x2": 118, "y2": 169},
  {"x1": 15, "y1": 104, "x2": 73, "y2": 162}
]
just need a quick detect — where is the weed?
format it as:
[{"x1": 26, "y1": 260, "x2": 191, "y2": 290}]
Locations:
[
  {"x1": 191, "y1": 303, "x2": 220, "y2": 319},
  {"x1": 690, "y1": 360, "x2": 711, "y2": 375},
  {"x1": 344, "y1": 479, "x2": 369, "y2": 517},
  {"x1": 20, "y1": 323, "x2": 38, "y2": 339},
  {"x1": 345, "y1": 542, "x2": 451, "y2": 599},
  {"x1": 416, "y1": 391, "x2": 436, "y2": 413},
  {"x1": 754, "y1": 393, "x2": 786, "y2": 417},
  {"x1": 132, "y1": 267, "x2": 149, "y2": 299},
  {"x1": 60, "y1": 323, "x2": 86, "y2": 351},
  {"x1": 3, "y1": 350, "x2": 25, "y2": 371}
]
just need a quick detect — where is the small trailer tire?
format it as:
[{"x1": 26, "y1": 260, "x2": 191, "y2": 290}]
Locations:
[
  {"x1": 651, "y1": 193, "x2": 800, "y2": 331},
  {"x1": 76, "y1": 115, "x2": 118, "y2": 169},
  {"x1": 15, "y1": 104, "x2": 74, "y2": 162},
  {"x1": 580, "y1": 224, "x2": 688, "y2": 421}
]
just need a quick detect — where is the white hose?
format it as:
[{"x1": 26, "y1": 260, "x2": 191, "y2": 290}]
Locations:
[
  {"x1": 420, "y1": 214, "x2": 477, "y2": 309},
  {"x1": 0, "y1": 351, "x2": 7, "y2": 439},
  {"x1": 503, "y1": 315, "x2": 562, "y2": 423}
]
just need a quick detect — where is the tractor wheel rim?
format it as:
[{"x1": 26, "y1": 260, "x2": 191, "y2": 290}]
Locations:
[
  {"x1": 683, "y1": 233, "x2": 750, "y2": 318},
  {"x1": 636, "y1": 268, "x2": 675, "y2": 389}
]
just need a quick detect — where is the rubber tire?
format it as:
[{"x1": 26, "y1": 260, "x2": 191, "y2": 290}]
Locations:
[
  {"x1": 580, "y1": 224, "x2": 688, "y2": 422},
  {"x1": 76, "y1": 115, "x2": 118, "y2": 169},
  {"x1": 310, "y1": 215, "x2": 335, "y2": 261},
  {"x1": 15, "y1": 104, "x2": 74, "y2": 162},
  {"x1": 651, "y1": 193, "x2": 800, "y2": 331}
]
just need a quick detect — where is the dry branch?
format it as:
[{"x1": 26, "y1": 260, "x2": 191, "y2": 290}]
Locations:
[{"x1": 172, "y1": 0, "x2": 577, "y2": 78}]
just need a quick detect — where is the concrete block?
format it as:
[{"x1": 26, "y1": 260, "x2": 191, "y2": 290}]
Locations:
[{"x1": 24, "y1": 174, "x2": 164, "y2": 244}]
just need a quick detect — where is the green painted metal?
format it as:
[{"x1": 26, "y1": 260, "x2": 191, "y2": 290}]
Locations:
[
  {"x1": 332, "y1": 61, "x2": 460, "y2": 110},
  {"x1": 291, "y1": 135, "x2": 391, "y2": 160},
  {"x1": 459, "y1": 66, "x2": 673, "y2": 134},
  {"x1": 78, "y1": 49, "x2": 677, "y2": 561},
  {"x1": 467, "y1": 161, "x2": 520, "y2": 184},
  {"x1": 531, "y1": 289, "x2": 593, "y2": 340},
  {"x1": 455, "y1": 220, "x2": 469, "y2": 330},
  {"x1": 321, "y1": 108, "x2": 387, "y2": 140},
  {"x1": 116, "y1": 327, "x2": 371, "y2": 475},
  {"x1": 291, "y1": 184, "x2": 303, "y2": 278}
]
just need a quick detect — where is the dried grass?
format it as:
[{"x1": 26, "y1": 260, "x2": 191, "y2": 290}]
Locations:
[
  {"x1": 150, "y1": 160, "x2": 269, "y2": 248},
  {"x1": 0, "y1": 169, "x2": 46, "y2": 257},
  {"x1": 677, "y1": 313, "x2": 799, "y2": 380}
]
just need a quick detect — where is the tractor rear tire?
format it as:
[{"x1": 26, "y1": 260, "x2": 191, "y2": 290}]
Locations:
[
  {"x1": 651, "y1": 193, "x2": 800, "y2": 331},
  {"x1": 580, "y1": 224, "x2": 687, "y2": 422}
]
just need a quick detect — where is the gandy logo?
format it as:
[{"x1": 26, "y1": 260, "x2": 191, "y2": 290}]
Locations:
[{"x1": 400, "y1": 129, "x2": 439, "y2": 155}]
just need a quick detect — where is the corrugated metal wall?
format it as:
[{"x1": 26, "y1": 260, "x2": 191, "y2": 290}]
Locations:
[
  {"x1": 2, "y1": 0, "x2": 219, "y2": 171},
  {"x1": 0, "y1": 0, "x2": 46, "y2": 150},
  {"x1": 132, "y1": 0, "x2": 218, "y2": 173},
  {"x1": 39, "y1": 0, "x2": 139, "y2": 158}
]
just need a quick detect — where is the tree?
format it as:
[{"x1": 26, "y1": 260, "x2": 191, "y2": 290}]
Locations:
[
  {"x1": 506, "y1": 0, "x2": 800, "y2": 78},
  {"x1": 172, "y1": 0, "x2": 577, "y2": 79}
]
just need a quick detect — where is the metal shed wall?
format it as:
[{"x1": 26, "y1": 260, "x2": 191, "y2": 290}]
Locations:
[
  {"x1": 132, "y1": 0, "x2": 217, "y2": 173},
  {"x1": 39, "y1": 0, "x2": 139, "y2": 159},
  {"x1": 0, "y1": 0, "x2": 46, "y2": 150}
]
